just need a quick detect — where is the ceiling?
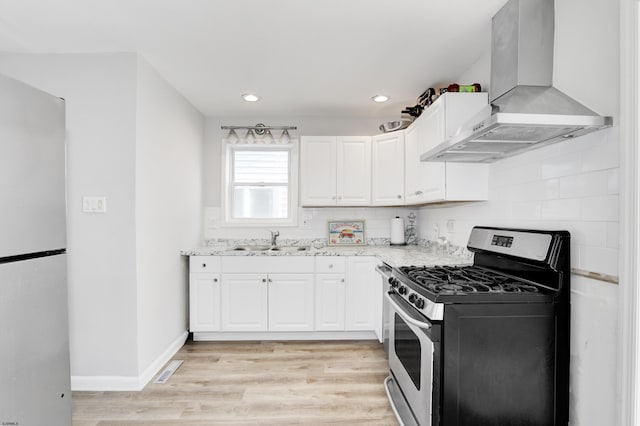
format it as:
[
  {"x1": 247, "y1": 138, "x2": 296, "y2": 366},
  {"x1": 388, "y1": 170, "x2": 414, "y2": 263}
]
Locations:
[{"x1": 0, "y1": 0, "x2": 507, "y2": 118}]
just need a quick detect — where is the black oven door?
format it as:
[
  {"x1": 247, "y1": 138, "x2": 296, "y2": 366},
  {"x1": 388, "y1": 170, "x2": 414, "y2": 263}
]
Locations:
[{"x1": 386, "y1": 290, "x2": 441, "y2": 426}]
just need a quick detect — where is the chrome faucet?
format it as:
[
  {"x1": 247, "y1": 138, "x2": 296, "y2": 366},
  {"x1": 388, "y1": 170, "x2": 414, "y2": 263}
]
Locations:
[{"x1": 270, "y1": 231, "x2": 280, "y2": 247}]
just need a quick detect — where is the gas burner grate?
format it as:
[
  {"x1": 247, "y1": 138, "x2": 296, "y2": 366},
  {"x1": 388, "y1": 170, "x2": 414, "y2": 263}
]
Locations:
[
  {"x1": 434, "y1": 283, "x2": 482, "y2": 294},
  {"x1": 398, "y1": 265, "x2": 541, "y2": 295},
  {"x1": 498, "y1": 282, "x2": 539, "y2": 293}
]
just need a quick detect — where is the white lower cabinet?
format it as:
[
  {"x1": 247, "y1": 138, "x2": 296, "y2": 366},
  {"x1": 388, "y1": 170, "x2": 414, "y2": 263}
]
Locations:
[
  {"x1": 345, "y1": 257, "x2": 378, "y2": 334},
  {"x1": 189, "y1": 255, "x2": 382, "y2": 340},
  {"x1": 268, "y1": 274, "x2": 314, "y2": 331},
  {"x1": 189, "y1": 273, "x2": 221, "y2": 331},
  {"x1": 220, "y1": 273, "x2": 314, "y2": 332},
  {"x1": 314, "y1": 256, "x2": 347, "y2": 331},
  {"x1": 220, "y1": 274, "x2": 268, "y2": 331},
  {"x1": 189, "y1": 256, "x2": 222, "y2": 332}
]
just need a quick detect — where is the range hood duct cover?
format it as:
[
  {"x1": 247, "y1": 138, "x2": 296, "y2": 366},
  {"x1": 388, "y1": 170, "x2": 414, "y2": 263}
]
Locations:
[{"x1": 421, "y1": 0, "x2": 612, "y2": 163}]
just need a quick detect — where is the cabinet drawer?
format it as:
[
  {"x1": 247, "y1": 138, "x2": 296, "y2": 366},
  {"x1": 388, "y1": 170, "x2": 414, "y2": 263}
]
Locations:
[
  {"x1": 222, "y1": 256, "x2": 314, "y2": 273},
  {"x1": 190, "y1": 256, "x2": 222, "y2": 273},
  {"x1": 315, "y1": 256, "x2": 346, "y2": 273}
]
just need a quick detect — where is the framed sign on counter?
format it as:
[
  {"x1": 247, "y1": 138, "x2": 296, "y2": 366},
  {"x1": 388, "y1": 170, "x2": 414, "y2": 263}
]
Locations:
[{"x1": 327, "y1": 220, "x2": 365, "y2": 246}]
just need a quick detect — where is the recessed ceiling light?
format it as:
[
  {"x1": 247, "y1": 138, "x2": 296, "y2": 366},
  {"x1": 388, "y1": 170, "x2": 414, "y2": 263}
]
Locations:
[
  {"x1": 242, "y1": 93, "x2": 260, "y2": 102},
  {"x1": 372, "y1": 95, "x2": 389, "y2": 103}
]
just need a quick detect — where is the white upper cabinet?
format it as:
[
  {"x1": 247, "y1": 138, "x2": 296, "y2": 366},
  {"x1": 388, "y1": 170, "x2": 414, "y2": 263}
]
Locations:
[
  {"x1": 371, "y1": 131, "x2": 405, "y2": 206},
  {"x1": 336, "y1": 136, "x2": 371, "y2": 205},
  {"x1": 299, "y1": 136, "x2": 337, "y2": 206},
  {"x1": 300, "y1": 136, "x2": 371, "y2": 206},
  {"x1": 406, "y1": 92, "x2": 489, "y2": 204}
]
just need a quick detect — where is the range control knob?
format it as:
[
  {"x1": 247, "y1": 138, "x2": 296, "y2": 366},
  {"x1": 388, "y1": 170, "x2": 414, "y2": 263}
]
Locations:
[
  {"x1": 389, "y1": 278, "x2": 399, "y2": 288},
  {"x1": 414, "y1": 298, "x2": 425, "y2": 309},
  {"x1": 408, "y1": 293, "x2": 417, "y2": 303},
  {"x1": 398, "y1": 286, "x2": 408, "y2": 295}
]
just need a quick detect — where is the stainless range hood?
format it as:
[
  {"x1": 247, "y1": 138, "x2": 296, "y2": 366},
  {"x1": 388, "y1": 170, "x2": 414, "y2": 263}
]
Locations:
[{"x1": 421, "y1": 0, "x2": 613, "y2": 163}]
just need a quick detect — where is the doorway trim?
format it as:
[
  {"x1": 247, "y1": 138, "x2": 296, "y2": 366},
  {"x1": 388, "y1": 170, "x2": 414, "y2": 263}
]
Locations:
[{"x1": 619, "y1": 0, "x2": 639, "y2": 424}]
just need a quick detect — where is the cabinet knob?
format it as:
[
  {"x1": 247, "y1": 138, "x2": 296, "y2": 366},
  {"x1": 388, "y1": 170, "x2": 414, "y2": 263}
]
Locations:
[
  {"x1": 262, "y1": 278, "x2": 267, "y2": 283},
  {"x1": 213, "y1": 278, "x2": 218, "y2": 282},
  {"x1": 341, "y1": 278, "x2": 345, "y2": 283},
  {"x1": 202, "y1": 263, "x2": 206, "y2": 268},
  {"x1": 397, "y1": 195, "x2": 402, "y2": 199},
  {"x1": 416, "y1": 190, "x2": 423, "y2": 195},
  {"x1": 337, "y1": 196, "x2": 342, "y2": 200},
  {"x1": 332, "y1": 196, "x2": 336, "y2": 200},
  {"x1": 268, "y1": 278, "x2": 272, "y2": 283},
  {"x1": 328, "y1": 264, "x2": 333, "y2": 268}
]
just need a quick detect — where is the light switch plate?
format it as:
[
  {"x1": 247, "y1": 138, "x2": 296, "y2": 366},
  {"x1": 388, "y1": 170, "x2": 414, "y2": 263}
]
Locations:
[{"x1": 83, "y1": 196, "x2": 107, "y2": 213}]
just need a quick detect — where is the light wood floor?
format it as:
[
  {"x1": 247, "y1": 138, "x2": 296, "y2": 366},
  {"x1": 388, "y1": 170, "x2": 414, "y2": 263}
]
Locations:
[{"x1": 71, "y1": 339, "x2": 398, "y2": 425}]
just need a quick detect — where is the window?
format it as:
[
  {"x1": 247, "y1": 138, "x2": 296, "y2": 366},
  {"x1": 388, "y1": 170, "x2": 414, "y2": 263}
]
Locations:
[{"x1": 223, "y1": 142, "x2": 298, "y2": 226}]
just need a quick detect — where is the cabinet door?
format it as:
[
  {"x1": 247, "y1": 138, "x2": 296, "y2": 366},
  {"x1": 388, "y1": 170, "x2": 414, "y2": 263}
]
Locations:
[
  {"x1": 336, "y1": 136, "x2": 371, "y2": 205},
  {"x1": 345, "y1": 257, "x2": 377, "y2": 331},
  {"x1": 315, "y1": 273, "x2": 346, "y2": 331},
  {"x1": 417, "y1": 98, "x2": 446, "y2": 155},
  {"x1": 404, "y1": 123, "x2": 420, "y2": 203},
  {"x1": 189, "y1": 273, "x2": 221, "y2": 332},
  {"x1": 371, "y1": 132, "x2": 405, "y2": 205},
  {"x1": 300, "y1": 136, "x2": 337, "y2": 206},
  {"x1": 221, "y1": 274, "x2": 268, "y2": 331},
  {"x1": 268, "y1": 274, "x2": 315, "y2": 331},
  {"x1": 405, "y1": 116, "x2": 446, "y2": 204}
]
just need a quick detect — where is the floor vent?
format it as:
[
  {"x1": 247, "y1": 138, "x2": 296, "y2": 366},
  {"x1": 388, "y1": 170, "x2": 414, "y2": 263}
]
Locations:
[{"x1": 153, "y1": 360, "x2": 183, "y2": 384}]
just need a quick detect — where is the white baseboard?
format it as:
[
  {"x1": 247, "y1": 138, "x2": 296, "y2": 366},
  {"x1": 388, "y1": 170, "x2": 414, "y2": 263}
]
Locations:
[
  {"x1": 192, "y1": 330, "x2": 378, "y2": 341},
  {"x1": 71, "y1": 331, "x2": 188, "y2": 391},
  {"x1": 138, "y1": 331, "x2": 189, "y2": 389}
]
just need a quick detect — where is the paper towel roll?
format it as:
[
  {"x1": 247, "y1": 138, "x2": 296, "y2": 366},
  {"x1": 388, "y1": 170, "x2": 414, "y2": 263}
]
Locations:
[{"x1": 390, "y1": 216, "x2": 405, "y2": 245}]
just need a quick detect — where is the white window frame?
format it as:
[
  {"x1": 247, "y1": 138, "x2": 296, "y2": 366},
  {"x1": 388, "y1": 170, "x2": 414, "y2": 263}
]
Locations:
[{"x1": 221, "y1": 140, "x2": 298, "y2": 227}]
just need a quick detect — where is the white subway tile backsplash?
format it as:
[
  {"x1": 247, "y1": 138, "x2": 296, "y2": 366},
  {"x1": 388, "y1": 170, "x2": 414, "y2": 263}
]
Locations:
[
  {"x1": 581, "y1": 195, "x2": 619, "y2": 221},
  {"x1": 558, "y1": 170, "x2": 609, "y2": 198},
  {"x1": 511, "y1": 201, "x2": 542, "y2": 220},
  {"x1": 540, "y1": 199, "x2": 581, "y2": 220},
  {"x1": 489, "y1": 184, "x2": 511, "y2": 200},
  {"x1": 579, "y1": 245, "x2": 618, "y2": 276},
  {"x1": 541, "y1": 153, "x2": 583, "y2": 179},
  {"x1": 570, "y1": 242, "x2": 580, "y2": 267},
  {"x1": 570, "y1": 222, "x2": 606, "y2": 247},
  {"x1": 490, "y1": 162, "x2": 541, "y2": 186},
  {"x1": 606, "y1": 222, "x2": 618, "y2": 249},
  {"x1": 581, "y1": 129, "x2": 618, "y2": 172},
  {"x1": 607, "y1": 169, "x2": 619, "y2": 194}
]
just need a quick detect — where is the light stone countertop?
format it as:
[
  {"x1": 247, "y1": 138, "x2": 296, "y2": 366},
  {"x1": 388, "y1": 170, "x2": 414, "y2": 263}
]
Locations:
[{"x1": 180, "y1": 244, "x2": 471, "y2": 268}]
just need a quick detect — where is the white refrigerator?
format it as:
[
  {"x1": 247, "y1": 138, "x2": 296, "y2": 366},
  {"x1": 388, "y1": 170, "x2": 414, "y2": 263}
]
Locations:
[{"x1": 0, "y1": 74, "x2": 71, "y2": 425}]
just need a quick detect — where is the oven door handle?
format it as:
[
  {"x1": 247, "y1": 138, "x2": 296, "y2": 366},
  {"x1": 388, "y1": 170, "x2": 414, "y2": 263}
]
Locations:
[{"x1": 385, "y1": 291, "x2": 433, "y2": 330}]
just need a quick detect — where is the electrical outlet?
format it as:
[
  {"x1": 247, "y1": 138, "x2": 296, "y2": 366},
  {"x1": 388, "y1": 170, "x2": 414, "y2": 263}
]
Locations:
[
  {"x1": 447, "y1": 219, "x2": 455, "y2": 233},
  {"x1": 82, "y1": 196, "x2": 107, "y2": 213}
]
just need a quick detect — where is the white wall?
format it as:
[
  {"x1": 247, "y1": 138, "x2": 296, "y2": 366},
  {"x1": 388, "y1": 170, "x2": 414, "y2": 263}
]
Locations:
[
  {"x1": 134, "y1": 57, "x2": 203, "y2": 376},
  {"x1": 0, "y1": 53, "x2": 204, "y2": 389},
  {"x1": 0, "y1": 53, "x2": 140, "y2": 377},
  {"x1": 417, "y1": 0, "x2": 620, "y2": 423},
  {"x1": 204, "y1": 115, "x2": 415, "y2": 241}
]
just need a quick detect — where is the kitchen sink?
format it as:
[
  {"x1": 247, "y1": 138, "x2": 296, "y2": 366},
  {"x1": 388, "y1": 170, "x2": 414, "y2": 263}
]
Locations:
[
  {"x1": 270, "y1": 246, "x2": 310, "y2": 252},
  {"x1": 227, "y1": 245, "x2": 271, "y2": 251},
  {"x1": 226, "y1": 245, "x2": 310, "y2": 252}
]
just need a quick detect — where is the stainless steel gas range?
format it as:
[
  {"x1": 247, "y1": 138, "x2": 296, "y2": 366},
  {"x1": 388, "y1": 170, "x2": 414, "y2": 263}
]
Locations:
[{"x1": 384, "y1": 226, "x2": 570, "y2": 426}]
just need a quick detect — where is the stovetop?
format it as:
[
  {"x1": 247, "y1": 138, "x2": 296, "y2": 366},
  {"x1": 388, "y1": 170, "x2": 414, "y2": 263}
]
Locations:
[
  {"x1": 392, "y1": 264, "x2": 556, "y2": 304},
  {"x1": 399, "y1": 265, "x2": 546, "y2": 294}
]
